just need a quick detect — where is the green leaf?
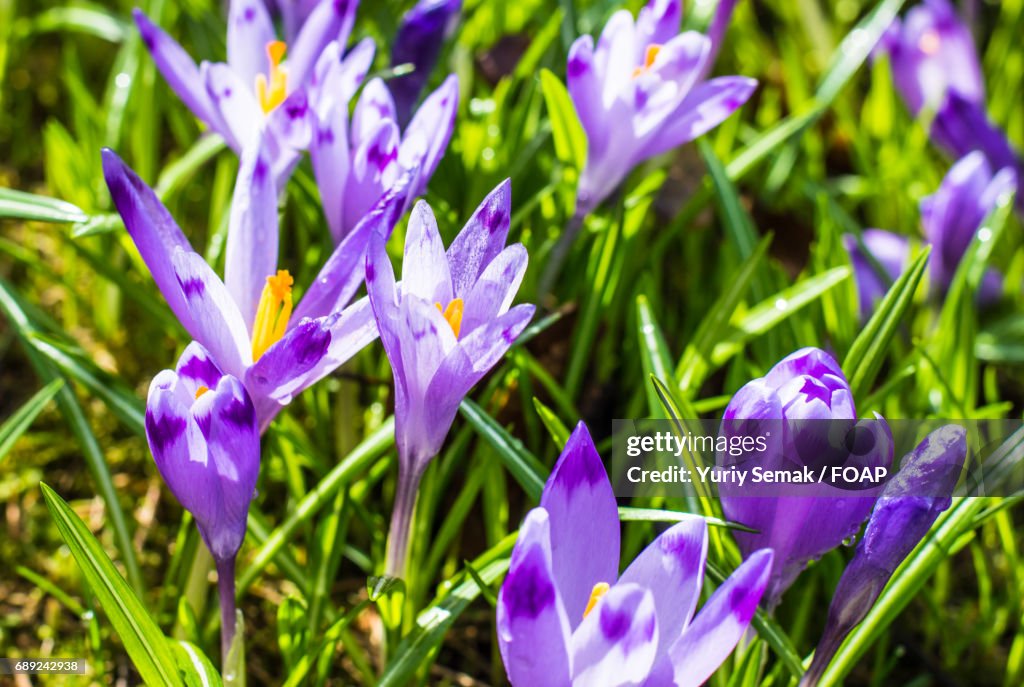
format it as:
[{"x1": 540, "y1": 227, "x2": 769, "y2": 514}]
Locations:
[
  {"x1": 168, "y1": 640, "x2": 223, "y2": 687},
  {"x1": 0, "y1": 187, "x2": 89, "y2": 223},
  {"x1": 539, "y1": 68, "x2": 586, "y2": 172},
  {"x1": 532, "y1": 396, "x2": 570, "y2": 447},
  {"x1": 842, "y1": 247, "x2": 929, "y2": 400},
  {"x1": 459, "y1": 398, "x2": 547, "y2": 501},
  {"x1": 0, "y1": 379, "x2": 63, "y2": 463},
  {"x1": 636, "y1": 294, "x2": 675, "y2": 418},
  {"x1": 40, "y1": 483, "x2": 182, "y2": 687}
]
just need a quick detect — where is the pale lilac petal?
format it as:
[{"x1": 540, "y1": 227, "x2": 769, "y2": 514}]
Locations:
[
  {"x1": 461, "y1": 243, "x2": 528, "y2": 334},
  {"x1": 227, "y1": 0, "x2": 275, "y2": 87},
  {"x1": 313, "y1": 38, "x2": 376, "y2": 115},
  {"x1": 352, "y1": 78, "x2": 398, "y2": 144},
  {"x1": 244, "y1": 316, "x2": 333, "y2": 408},
  {"x1": 174, "y1": 341, "x2": 225, "y2": 398},
  {"x1": 397, "y1": 295, "x2": 457, "y2": 404},
  {"x1": 447, "y1": 178, "x2": 512, "y2": 297},
  {"x1": 102, "y1": 148, "x2": 197, "y2": 332},
  {"x1": 398, "y1": 74, "x2": 458, "y2": 197},
  {"x1": 594, "y1": 10, "x2": 638, "y2": 107},
  {"x1": 567, "y1": 36, "x2": 608, "y2": 160},
  {"x1": 569, "y1": 583, "x2": 658, "y2": 687},
  {"x1": 631, "y1": 32, "x2": 711, "y2": 138},
  {"x1": 134, "y1": 9, "x2": 217, "y2": 127},
  {"x1": 618, "y1": 517, "x2": 708, "y2": 640},
  {"x1": 669, "y1": 549, "x2": 773, "y2": 687},
  {"x1": 225, "y1": 138, "x2": 278, "y2": 329},
  {"x1": 539, "y1": 422, "x2": 621, "y2": 625},
  {"x1": 343, "y1": 119, "x2": 400, "y2": 232},
  {"x1": 204, "y1": 62, "x2": 261, "y2": 151},
  {"x1": 497, "y1": 509, "x2": 573, "y2": 687},
  {"x1": 311, "y1": 99, "x2": 351, "y2": 242},
  {"x1": 640, "y1": 76, "x2": 756, "y2": 158},
  {"x1": 265, "y1": 87, "x2": 314, "y2": 153},
  {"x1": 288, "y1": 0, "x2": 358, "y2": 89},
  {"x1": 402, "y1": 200, "x2": 454, "y2": 304},
  {"x1": 172, "y1": 250, "x2": 254, "y2": 378},
  {"x1": 635, "y1": 0, "x2": 681, "y2": 47}
]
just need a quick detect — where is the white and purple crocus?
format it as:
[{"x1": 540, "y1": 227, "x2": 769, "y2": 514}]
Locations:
[
  {"x1": 103, "y1": 140, "x2": 408, "y2": 433},
  {"x1": 365, "y1": 179, "x2": 535, "y2": 577},
  {"x1": 566, "y1": 0, "x2": 756, "y2": 216},
  {"x1": 146, "y1": 344, "x2": 260, "y2": 657},
  {"x1": 134, "y1": 0, "x2": 359, "y2": 183},
  {"x1": 845, "y1": 150, "x2": 1017, "y2": 314},
  {"x1": 718, "y1": 347, "x2": 893, "y2": 606},
  {"x1": 497, "y1": 422, "x2": 773, "y2": 687}
]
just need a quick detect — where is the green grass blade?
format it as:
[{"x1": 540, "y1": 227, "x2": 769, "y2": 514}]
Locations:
[
  {"x1": 0, "y1": 187, "x2": 89, "y2": 223},
  {"x1": 459, "y1": 398, "x2": 546, "y2": 501},
  {"x1": 539, "y1": 68, "x2": 586, "y2": 173},
  {"x1": 0, "y1": 378, "x2": 63, "y2": 463}
]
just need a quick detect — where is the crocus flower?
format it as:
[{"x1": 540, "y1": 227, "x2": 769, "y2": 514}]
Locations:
[
  {"x1": 920, "y1": 151, "x2": 1017, "y2": 296},
  {"x1": 567, "y1": 0, "x2": 756, "y2": 216},
  {"x1": 311, "y1": 47, "x2": 459, "y2": 243},
  {"x1": 389, "y1": 0, "x2": 462, "y2": 127},
  {"x1": 879, "y1": 0, "x2": 1023, "y2": 208},
  {"x1": 134, "y1": 0, "x2": 359, "y2": 183},
  {"x1": 843, "y1": 229, "x2": 909, "y2": 321},
  {"x1": 146, "y1": 344, "x2": 260, "y2": 656},
  {"x1": 719, "y1": 347, "x2": 893, "y2": 606},
  {"x1": 800, "y1": 425, "x2": 967, "y2": 687},
  {"x1": 103, "y1": 141, "x2": 408, "y2": 432},
  {"x1": 497, "y1": 422, "x2": 774, "y2": 687},
  {"x1": 266, "y1": 0, "x2": 321, "y2": 43},
  {"x1": 365, "y1": 179, "x2": 535, "y2": 576}
]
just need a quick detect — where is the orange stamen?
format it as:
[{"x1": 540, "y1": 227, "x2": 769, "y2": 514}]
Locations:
[
  {"x1": 251, "y1": 269, "x2": 294, "y2": 360},
  {"x1": 195, "y1": 385, "x2": 210, "y2": 399},
  {"x1": 583, "y1": 582, "x2": 611, "y2": 619},
  {"x1": 434, "y1": 298, "x2": 465, "y2": 339},
  {"x1": 632, "y1": 43, "x2": 663, "y2": 78},
  {"x1": 256, "y1": 40, "x2": 289, "y2": 114}
]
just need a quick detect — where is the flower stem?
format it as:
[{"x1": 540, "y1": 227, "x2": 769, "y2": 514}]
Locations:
[
  {"x1": 537, "y1": 210, "x2": 585, "y2": 306},
  {"x1": 216, "y1": 557, "x2": 237, "y2": 664},
  {"x1": 384, "y1": 464, "x2": 425, "y2": 580}
]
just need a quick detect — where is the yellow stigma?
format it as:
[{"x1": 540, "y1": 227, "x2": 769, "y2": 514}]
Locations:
[
  {"x1": 251, "y1": 269, "x2": 294, "y2": 360},
  {"x1": 583, "y1": 582, "x2": 611, "y2": 619},
  {"x1": 256, "y1": 40, "x2": 288, "y2": 114},
  {"x1": 919, "y1": 30, "x2": 941, "y2": 55},
  {"x1": 195, "y1": 385, "x2": 210, "y2": 399},
  {"x1": 632, "y1": 44, "x2": 662, "y2": 78},
  {"x1": 434, "y1": 298, "x2": 465, "y2": 339}
]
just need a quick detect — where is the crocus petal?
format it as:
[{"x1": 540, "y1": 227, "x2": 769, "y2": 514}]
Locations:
[
  {"x1": 134, "y1": 9, "x2": 217, "y2": 127},
  {"x1": 669, "y1": 549, "x2": 773, "y2": 687},
  {"x1": 461, "y1": 243, "x2": 528, "y2": 334},
  {"x1": 172, "y1": 250, "x2": 254, "y2": 378},
  {"x1": 204, "y1": 61, "x2": 261, "y2": 152},
  {"x1": 102, "y1": 148, "x2": 197, "y2": 332},
  {"x1": 389, "y1": 0, "x2": 462, "y2": 126},
  {"x1": 402, "y1": 200, "x2": 454, "y2": 304},
  {"x1": 618, "y1": 516, "x2": 708, "y2": 640},
  {"x1": 175, "y1": 341, "x2": 225, "y2": 398},
  {"x1": 352, "y1": 78, "x2": 399, "y2": 144},
  {"x1": 287, "y1": 0, "x2": 359, "y2": 90},
  {"x1": 398, "y1": 74, "x2": 459, "y2": 197},
  {"x1": 497, "y1": 508, "x2": 573, "y2": 687},
  {"x1": 567, "y1": 36, "x2": 608, "y2": 160},
  {"x1": 631, "y1": 33, "x2": 711, "y2": 139},
  {"x1": 311, "y1": 99, "x2": 351, "y2": 242},
  {"x1": 227, "y1": 0, "x2": 276, "y2": 87},
  {"x1": 570, "y1": 583, "x2": 658, "y2": 687},
  {"x1": 844, "y1": 229, "x2": 910, "y2": 320},
  {"x1": 225, "y1": 138, "x2": 278, "y2": 329},
  {"x1": 265, "y1": 88, "x2": 314, "y2": 153},
  {"x1": 146, "y1": 370, "x2": 212, "y2": 520},
  {"x1": 313, "y1": 38, "x2": 376, "y2": 115},
  {"x1": 343, "y1": 119, "x2": 400, "y2": 232},
  {"x1": 763, "y1": 347, "x2": 845, "y2": 389},
  {"x1": 640, "y1": 76, "x2": 756, "y2": 158},
  {"x1": 447, "y1": 178, "x2": 512, "y2": 297},
  {"x1": 244, "y1": 316, "x2": 333, "y2": 408},
  {"x1": 539, "y1": 422, "x2": 621, "y2": 625},
  {"x1": 594, "y1": 10, "x2": 638, "y2": 107},
  {"x1": 635, "y1": 0, "x2": 681, "y2": 47}
]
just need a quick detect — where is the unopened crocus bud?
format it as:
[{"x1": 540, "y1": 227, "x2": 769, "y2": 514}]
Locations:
[
  {"x1": 843, "y1": 230, "x2": 909, "y2": 321},
  {"x1": 800, "y1": 425, "x2": 967, "y2": 687},
  {"x1": 390, "y1": 0, "x2": 462, "y2": 127}
]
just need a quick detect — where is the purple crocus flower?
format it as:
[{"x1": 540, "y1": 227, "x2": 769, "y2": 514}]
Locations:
[
  {"x1": 719, "y1": 347, "x2": 893, "y2": 606},
  {"x1": 389, "y1": 0, "x2": 462, "y2": 127},
  {"x1": 103, "y1": 140, "x2": 408, "y2": 432},
  {"x1": 365, "y1": 180, "x2": 535, "y2": 576},
  {"x1": 497, "y1": 422, "x2": 774, "y2": 687},
  {"x1": 921, "y1": 151, "x2": 1017, "y2": 297},
  {"x1": 311, "y1": 44, "x2": 459, "y2": 243},
  {"x1": 800, "y1": 425, "x2": 966, "y2": 687},
  {"x1": 265, "y1": 0, "x2": 321, "y2": 43},
  {"x1": 146, "y1": 344, "x2": 260, "y2": 656},
  {"x1": 134, "y1": 0, "x2": 359, "y2": 183},
  {"x1": 843, "y1": 229, "x2": 910, "y2": 321},
  {"x1": 567, "y1": 0, "x2": 756, "y2": 216}
]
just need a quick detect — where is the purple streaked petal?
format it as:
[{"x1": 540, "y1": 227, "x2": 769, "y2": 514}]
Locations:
[
  {"x1": 631, "y1": 32, "x2": 711, "y2": 138},
  {"x1": 102, "y1": 148, "x2": 197, "y2": 332},
  {"x1": 460, "y1": 243, "x2": 528, "y2": 334},
  {"x1": 174, "y1": 341, "x2": 225, "y2": 398},
  {"x1": 244, "y1": 316, "x2": 332, "y2": 409},
  {"x1": 497, "y1": 508, "x2": 573, "y2": 687},
  {"x1": 569, "y1": 583, "x2": 658, "y2": 687},
  {"x1": 352, "y1": 78, "x2": 398, "y2": 145},
  {"x1": 389, "y1": 0, "x2": 462, "y2": 127},
  {"x1": 133, "y1": 9, "x2": 217, "y2": 127},
  {"x1": 446, "y1": 178, "x2": 512, "y2": 298},
  {"x1": 763, "y1": 347, "x2": 845, "y2": 389},
  {"x1": 311, "y1": 99, "x2": 351, "y2": 242},
  {"x1": 343, "y1": 118, "x2": 400, "y2": 232},
  {"x1": 567, "y1": 36, "x2": 608, "y2": 160},
  {"x1": 640, "y1": 75, "x2": 756, "y2": 158},
  {"x1": 171, "y1": 249, "x2": 254, "y2": 378},
  {"x1": 265, "y1": 87, "x2": 314, "y2": 152},
  {"x1": 287, "y1": 0, "x2": 358, "y2": 90},
  {"x1": 668, "y1": 549, "x2": 773, "y2": 686},
  {"x1": 635, "y1": 0, "x2": 681, "y2": 47},
  {"x1": 402, "y1": 200, "x2": 454, "y2": 304},
  {"x1": 398, "y1": 74, "x2": 458, "y2": 198},
  {"x1": 618, "y1": 516, "x2": 708, "y2": 639},
  {"x1": 225, "y1": 137, "x2": 278, "y2": 329},
  {"x1": 539, "y1": 422, "x2": 620, "y2": 625},
  {"x1": 204, "y1": 61, "x2": 261, "y2": 152},
  {"x1": 227, "y1": 0, "x2": 275, "y2": 87}
]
